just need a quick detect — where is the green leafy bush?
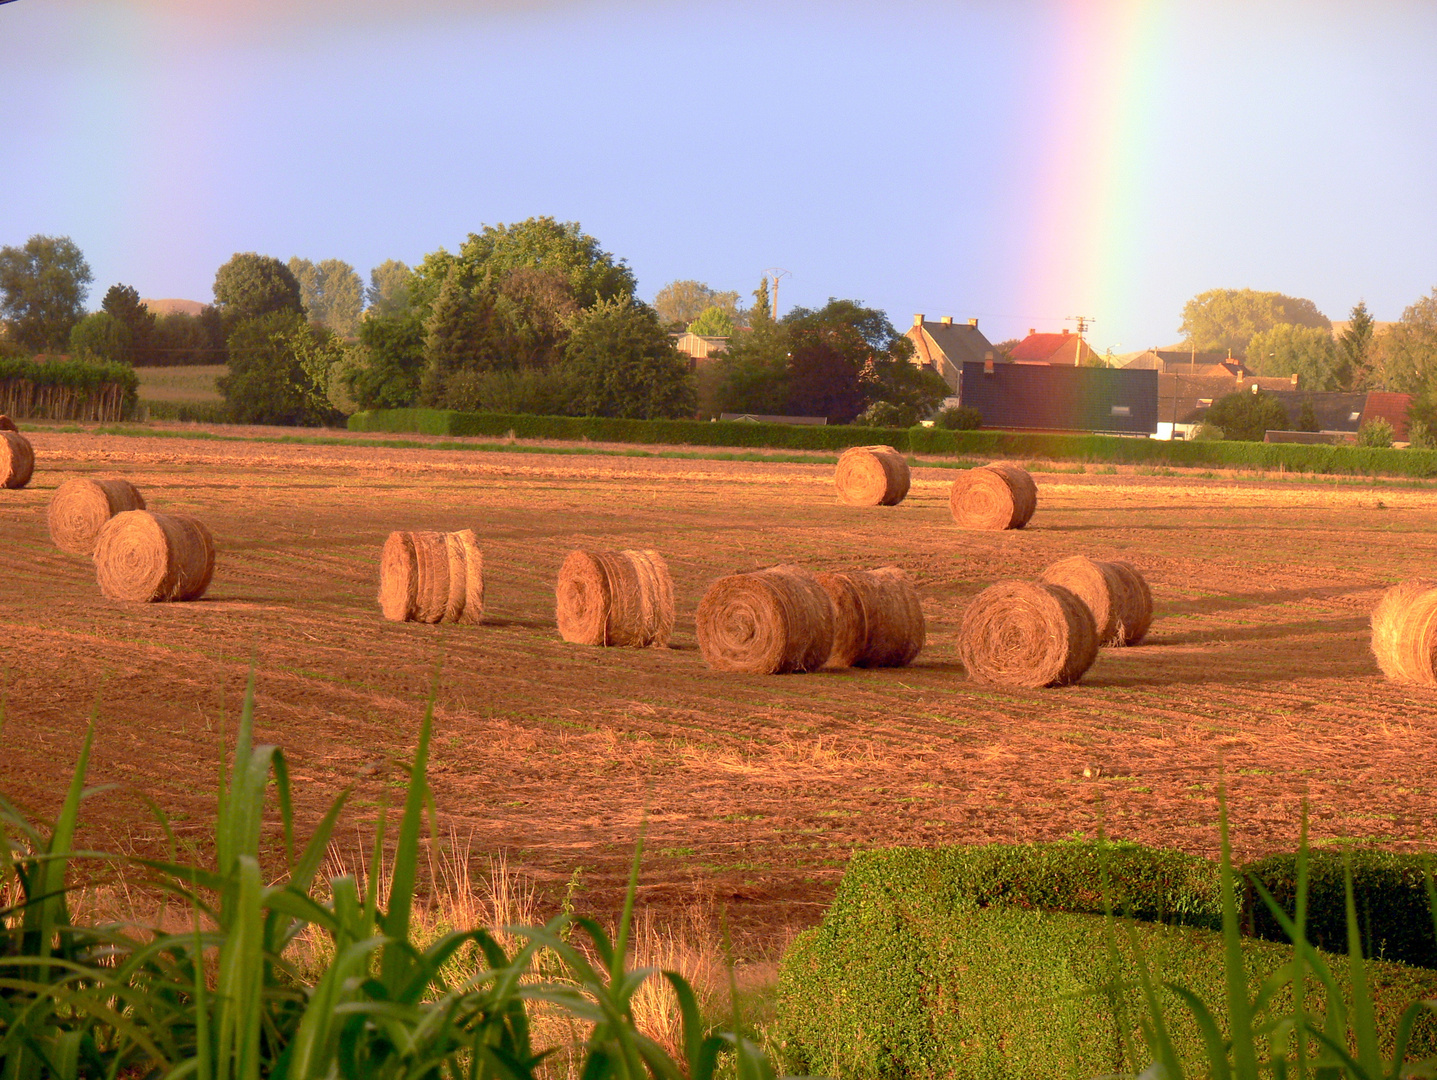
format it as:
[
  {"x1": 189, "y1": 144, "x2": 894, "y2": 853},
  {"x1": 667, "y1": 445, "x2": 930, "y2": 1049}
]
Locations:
[
  {"x1": 934, "y1": 405, "x2": 982, "y2": 430},
  {"x1": 1206, "y1": 388, "x2": 1292, "y2": 441},
  {"x1": 1358, "y1": 416, "x2": 1395, "y2": 448},
  {"x1": 1190, "y1": 421, "x2": 1225, "y2": 441}
]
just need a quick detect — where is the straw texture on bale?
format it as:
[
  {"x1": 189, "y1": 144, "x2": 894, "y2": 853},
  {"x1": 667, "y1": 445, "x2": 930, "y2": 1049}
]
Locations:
[
  {"x1": 1039, "y1": 556, "x2": 1153, "y2": 646},
  {"x1": 377, "y1": 529, "x2": 484, "y2": 624},
  {"x1": 93, "y1": 510, "x2": 215, "y2": 603},
  {"x1": 834, "y1": 445, "x2": 911, "y2": 506},
  {"x1": 1370, "y1": 579, "x2": 1437, "y2": 687},
  {"x1": 815, "y1": 566, "x2": 926, "y2": 668},
  {"x1": 958, "y1": 580, "x2": 1098, "y2": 687},
  {"x1": 0, "y1": 415, "x2": 16, "y2": 431},
  {"x1": 949, "y1": 462, "x2": 1037, "y2": 530},
  {"x1": 696, "y1": 564, "x2": 834, "y2": 674},
  {"x1": 1, "y1": 429, "x2": 34, "y2": 489},
  {"x1": 47, "y1": 478, "x2": 146, "y2": 555},
  {"x1": 556, "y1": 549, "x2": 675, "y2": 647}
]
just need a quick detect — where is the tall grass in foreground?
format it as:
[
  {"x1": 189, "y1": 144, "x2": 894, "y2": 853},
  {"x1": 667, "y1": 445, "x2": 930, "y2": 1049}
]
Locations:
[
  {"x1": 0, "y1": 678, "x2": 780, "y2": 1080},
  {"x1": 1113, "y1": 794, "x2": 1437, "y2": 1080}
]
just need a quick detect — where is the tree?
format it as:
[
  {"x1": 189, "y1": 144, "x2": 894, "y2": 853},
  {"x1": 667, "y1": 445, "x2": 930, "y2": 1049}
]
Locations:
[
  {"x1": 1357, "y1": 416, "x2": 1394, "y2": 448},
  {"x1": 151, "y1": 308, "x2": 226, "y2": 367},
  {"x1": 715, "y1": 318, "x2": 789, "y2": 415},
  {"x1": 1204, "y1": 388, "x2": 1291, "y2": 442},
  {"x1": 418, "y1": 271, "x2": 506, "y2": 406},
  {"x1": 288, "y1": 257, "x2": 363, "y2": 337},
  {"x1": 101, "y1": 284, "x2": 157, "y2": 364},
  {"x1": 1178, "y1": 288, "x2": 1330, "y2": 353},
  {"x1": 782, "y1": 299, "x2": 912, "y2": 422},
  {"x1": 213, "y1": 253, "x2": 304, "y2": 326},
  {"x1": 688, "y1": 305, "x2": 734, "y2": 337},
  {"x1": 1372, "y1": 287, "x2": 1437, "y2": 397},
  {"x1": 750, "y1": 276, "x2": 772, "y2": 325},
  {"x1": 653, "y1": 280, "x2": 739, "y2": 330},
  {"x1": 1297, "y1": 400, "x2": 1320, "y2": 432},
  {"x1": 1246, "y1": 323, "x2": 1339, "y2": 389},
  {"x1": 0, "y1": 234, "x2": 93, "y2": 351},
  {"x1": 69, "y1": 312, "x2": 131, "y2": 363},
  {"x1": 219, "y1": 310, "x2": 331, "y2": 425},
  {"x1": 345, "y1": 311, "x2": 426, "y2": 411},
  {"x1": 366, "y1": 260, "x2": 413, "y2": 318},
  {"x1": 561, "y1": 298, "x2": 695, "y2": 419},
  {"x1": 1333, "y1": 300, "x2": 1375, "y2": 391}
]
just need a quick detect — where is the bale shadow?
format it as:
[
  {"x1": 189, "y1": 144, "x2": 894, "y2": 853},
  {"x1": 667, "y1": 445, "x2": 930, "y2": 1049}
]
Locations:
[{"x1": 1157, "y1": 584, "x2": 1375, "y2": 618}]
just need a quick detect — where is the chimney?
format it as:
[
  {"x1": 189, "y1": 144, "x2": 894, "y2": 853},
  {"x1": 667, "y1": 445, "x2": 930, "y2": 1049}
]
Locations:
[
  {"x1": 913, "y1": 314, "x2": 925, "y2": 327},
  {"x1": 984, "y1": 358, "x2": 994, "y2": 375},
  {"x1": 968, "y1": 317, "x2": 978, "y2": 327},
  {"x1": 1028, "y1": 328, "x2": 1035, "y2": 336},
  {"x1": 1290, "y1": 373, "x2": 1299, "y2": 387},
  {"x1": 940, "y1": 315, "x2": 953, "y2": 325},
  {"x1": 1062, "y1": 328, "x2": 1070, "y2": 336}
]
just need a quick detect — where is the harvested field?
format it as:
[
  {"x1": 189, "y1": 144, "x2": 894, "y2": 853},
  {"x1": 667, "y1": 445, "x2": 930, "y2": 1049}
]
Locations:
[{"x1": 4, "y1": 423, "x2": 1437, "y2": 952}]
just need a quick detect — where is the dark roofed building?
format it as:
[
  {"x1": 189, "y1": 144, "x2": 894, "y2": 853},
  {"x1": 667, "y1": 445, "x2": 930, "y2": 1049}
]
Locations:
[
  {"x1": 959, "y1": 361, "x2": 1158, "y2": 435},
  {"x1": 905, "y1": 314, "x2": 994, "y2": 392}
]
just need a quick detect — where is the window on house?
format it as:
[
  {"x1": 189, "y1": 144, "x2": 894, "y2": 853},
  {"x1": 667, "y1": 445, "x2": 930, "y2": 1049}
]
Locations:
[
  {"x1": 1110, "y1": 405, "x2": 1131, "y2": 417},
  {"x1": 1348, "y1": 411, "x2": 1362, "y2": 422}
]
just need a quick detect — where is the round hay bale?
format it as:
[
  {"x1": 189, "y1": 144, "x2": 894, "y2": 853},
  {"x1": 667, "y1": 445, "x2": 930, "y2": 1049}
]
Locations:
[
  {"x1": 410, "y1": 531, "x2": 451, "y2": 624},
  {"x1": 47, "y1": 478, "x2": 146, "y2": 555},
  {"x1": 556, "y1": 549, "x2": 674, "y2": 647},
  {"x1": 0, "y1": 415, "x2": 16, "y2": 431},
  {"x1": 1, "y1": 429, "x2": 35, "y2": 490},
  {"x1": 949, "y1": 462, "x2": 1037, "y2": 530},
  {"x1": 1107, "y1": 560, "x2": 1153, "y2": 645},
  {"x1": 93, "y1": 510, "x2": 215, "y2": 603},
  {"x1": 1371, "y1": 578, "x2": 1437, "y2": 687},
  {"x1": 957, "y1": 580, "x2": 1097, "y2": 687},
  {"x1": 453, "y1": 528, "x2": 485, "y2": 625},
  {"x1": 1039, "y1": 555, "x2": 1151, "y2": 647},
  {"x1": 834, "y1": 445, "x2": 911, "y2": 506},
  {"x1": 815, "y1": 566, "x2": 925, "y2": 668},
  {"x1": 696, "y1": 564, "x2": 834, "y2": 674},
  {"x1": 378, "y1": 532, "x2": 418, "y2": 622}
]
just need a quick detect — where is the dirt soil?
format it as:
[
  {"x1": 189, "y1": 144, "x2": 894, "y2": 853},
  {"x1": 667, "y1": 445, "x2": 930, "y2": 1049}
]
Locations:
[{"x1": 4, "y1": 425, "x2": 1437, "y2": 953}]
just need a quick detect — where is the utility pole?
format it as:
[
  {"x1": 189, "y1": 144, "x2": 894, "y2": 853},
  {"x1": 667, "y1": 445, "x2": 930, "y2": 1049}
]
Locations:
[
  {"x1": 763, "y1": 268, "x2": 790, "y2": 319},
  {"x1": 1066, "y1": 315, "x2": 1094, "y2": 366}
]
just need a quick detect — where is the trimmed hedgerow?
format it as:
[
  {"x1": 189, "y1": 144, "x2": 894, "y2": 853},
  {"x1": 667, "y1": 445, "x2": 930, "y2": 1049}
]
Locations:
[
  {"x1": 1244, "y1": 848, "x2": 1437, "y2": 968},
  {"x1": 778, "y1": 905, "x2": 1437, "y2": 1080},
  {"x1": 0, "y1": 355, "x2": 139, "y2": 421},
  {"x1": 349, "y1": 408, "x2": 1437, "y2": 478}
]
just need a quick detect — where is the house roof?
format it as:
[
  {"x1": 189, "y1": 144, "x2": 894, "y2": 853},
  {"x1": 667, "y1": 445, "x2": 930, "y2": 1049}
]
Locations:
[
  {"x1": 1120, "y1": 348, "x2": 1247, "y2": 375},
  {"x1": 1007, "y1": 330, "x2": 1101, "y2": 364},
  {"x1": 905, "y1": 317, "x2": 994, "y2": 392},
  {"x1": 1265, "y1": 390, "x2": 1369, "y2": 432},
  {"x1": 1358, "y1": 391, "x2": 1413, "y2": 438},
  {"x1": 1159, "y1": 374, "x2": 1296, "y2": 425}
]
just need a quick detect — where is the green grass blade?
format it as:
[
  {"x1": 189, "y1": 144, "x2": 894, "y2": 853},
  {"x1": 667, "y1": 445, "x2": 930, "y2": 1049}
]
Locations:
[
  {"x1": 612, "y1": 820, "x2": 646, "y2": 988},
  {"x1": 28, "y1": 707, "x2": 95, "y2": 977},
  {"x1": 380, "y1": 675, "x2": 435, "y2": 990},
  {"x1": 1218, "y1": 777, "x2": 1260, "y2": 1080},
  {"x1": 1344, "y1": 852, "x2": 1381, "y2": 1078}
]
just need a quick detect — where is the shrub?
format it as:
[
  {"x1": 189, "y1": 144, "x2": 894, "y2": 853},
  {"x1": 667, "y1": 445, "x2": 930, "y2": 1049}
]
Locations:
[
  {"x1": 0, "y1": 354, "x2": 138, "y2": 421},
  {"x1": 855, "y1": 400, "x2": 917, "y2": 428},
  {"x1": 1190, "y1": 421, "x2": 1225, "y2": 441},
  {"x1": 934, "y1": 405, "x2": 982, "y2": 430},
  {"x1": 1409, "y1": 419, "x2": 1435, "y2": 449},
  {"x1": 1206, "y1": 388, "x2": 1292, "y2": 441},
  {"x1": 1358, "y1": 415, "x2": 1395, "y2": 448}
]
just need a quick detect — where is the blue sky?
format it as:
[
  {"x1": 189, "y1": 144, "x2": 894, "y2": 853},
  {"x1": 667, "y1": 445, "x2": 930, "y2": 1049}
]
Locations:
[{"x1": 2, "y1": 0, "x2": 1435, "y2": 352}]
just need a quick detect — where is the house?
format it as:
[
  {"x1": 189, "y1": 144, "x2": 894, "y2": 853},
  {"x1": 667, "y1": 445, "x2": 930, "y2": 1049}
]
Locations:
[
  {"x1": 959, "y1": 361, "x2": 1158, "y2": 435},
  {"x1": 1120, "y1": 348, "x2": 1248, "y2": 378},
  {"x1": 1171, "y1": 382, "x2": 1413, "y2": 442},
  {"x1": 1157, "y1": 371, "x2": 1298, "y2": 438},
  {"x1": 1006, "y1": 328, "x2": 1103, "y2": 366},
  {"x1": 905, "y1": 314, "x2": 994, "y2": 393},
  {"x1": 671, "y1": 332, "x2": 727, "y2": 364}
]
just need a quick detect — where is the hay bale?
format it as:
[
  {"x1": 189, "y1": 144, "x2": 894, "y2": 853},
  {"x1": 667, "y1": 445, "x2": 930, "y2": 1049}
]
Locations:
[
  {"x1": 815, "y1": 566, "x2": 925, "y2": 668},
  {"x1": 949, "y1": 462, "x2": 1037, "y2": 530},
  {"x1": 958, "y1": 580, "x2": 1098, "y2": 687},
  {"x1": 835, "y1": 445, "x2": 911, "y2": 506},
  {"x1": 556, "y1": 549, "x2": 675, "y2": 647},
  {"x1": 1371, "y1": 579, "x2": 1437, "y2": 686},
  {"x1": 93, "y1": 510, "x2": 215, "y2": 603},
  {"x1": 0, "y1": 415, "x2": 16, "y2": 431},
  {"x1": 1, "y1": 429, "x2": 34, "y2": 490},
  {"x1": 378, "y1": 529, "x2": 484, "y2": 624},
  {"x1": 47, "y1": 478, "x2": 146, "y2": 555},
  {"x1": 1039, "y1": 556, "x2": 1153, "y2": 647},
  {"x1": 696, "y1": 564, "x2": 834, "y2": 674}
]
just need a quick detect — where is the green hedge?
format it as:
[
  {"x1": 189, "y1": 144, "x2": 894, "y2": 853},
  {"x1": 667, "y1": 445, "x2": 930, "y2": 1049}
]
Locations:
[
  {"x1": 348, "y1": 408, "x2": 1437, "y2": 478},
  {"x1": 0, "y1": 355, "x2": 139, "y2": 421},
  {"x1": 779, "y1": 906, "x2": 1437, "y2": 1080},
  {"x1": 1245, "y1": 849, "x2": 1437, "y2": 968},
  {"x1": 777, "y1": 842, "x2": 1437, "y2": 1078}
]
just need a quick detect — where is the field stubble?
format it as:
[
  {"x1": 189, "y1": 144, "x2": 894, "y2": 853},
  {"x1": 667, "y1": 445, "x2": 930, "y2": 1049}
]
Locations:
[{"x1": 3, "y1": 426, "x2": 1437, "y2": 956}]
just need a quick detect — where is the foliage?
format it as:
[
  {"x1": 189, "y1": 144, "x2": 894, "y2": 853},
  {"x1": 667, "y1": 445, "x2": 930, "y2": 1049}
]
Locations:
[
  {"x1": 1247, "y1": 323, "x2": 1340, "y2": 389},
  {"x1": 750, "y1": 276, "x2": 772, "y2": 325},
  {"x1": 213, "y1": 252, "x2": 305, "y2": 326},
  {"x1": 715, "y1": 320, "x2": 789, "y2": 416},
  {"x1": 1205, "y1": 389, "x2": 1292, "y2": 441},
  {"x1": 864, "y1": 354, "x2": 948, "y2": 421},
  {"x1": 1179, "y1": 288, "x2": 1331, "y2": 353},
  {"x1": 0, "y1": 354, "x2": 138, "y2": 421},
  {"x1": 1357, "y1": 416, "x2": 1395, "y2": 448},
  {"x1": 562, "y1": 298, "x2": 696, "y2": 420},
  {"x1": 687, "y1": 305, "x2": 735, "y2": 337},
  {"x1": 219, "y1": 311, "x2": 336, "y2": 426},
  {"x1": 365, "y1": 259, "x2": 414, "y2": 318},
  {"x1": 344, "y1": 311, "x2": 426, "y2": 411},
  {"x1": 68, "y1": 311, "x2": 131, "y2": 364},
  {"x1": 0, "y1": 234, "x2": 93, "y2": 351},
  {"x1": 856, "y1": 401, "x2": 917, "y2": 427},
  {"x1": 288, "y1": 256, "x2": 364, "y2": 337},
  {"x1": 440, "y1": 366, "x2": 579, "y2": 416},
  {"x1": 1298, "y1": 400, "x2": 1321, "y2": 432},
  {"x1": 1372, "y1": 287, "x2": 1437, "y2": 396},
  {"x1": 654, "y1": 280, "x2": 740, "y2": 330},
  {"x1": 934, "y1": 405, "x2": 982, "y2": 430},
  {"x1": 1335, "y1": 300, "x2": 1376, "y2": 391},
  {"x1": 0, "y1": 676, "x2": 785, "y2": 1080},
  {"x1": 1190, "y1": 421, "x2": 1226, "y2": 441},
  {"x1": 1408, "y1": 420, "x2": 1435, "y2": 450},
  {"x1": 100, "y1": 284, "x2": 158, "y2": 365},
  {"x1": 150, "y1": 308, "x2": 227, "y2": 367}
]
